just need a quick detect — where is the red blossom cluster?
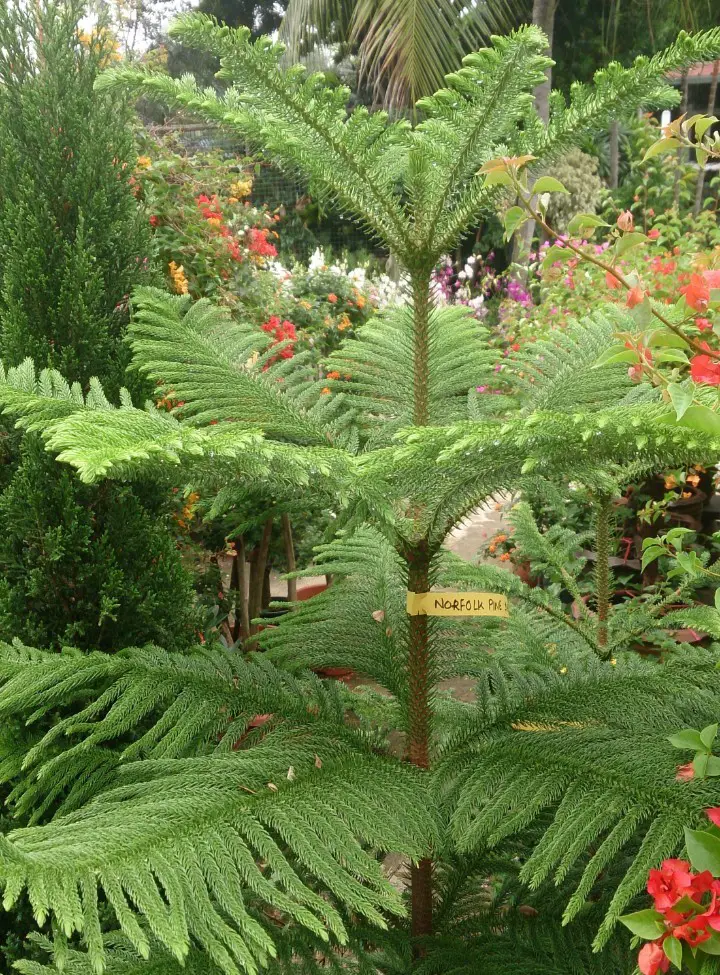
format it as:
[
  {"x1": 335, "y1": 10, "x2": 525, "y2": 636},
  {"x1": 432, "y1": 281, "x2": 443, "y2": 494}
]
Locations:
[
  {"x1": 261, "y1": 315, "x2": 296, "y2": 363},
  {"x1": 247, "y1": 227, "x2": 277, "y2": 259},
  {"x1": 195, "y1": 194, "x2": 244, "y2": 262},
  {"x1": 639, "y1": 817, "x2": 720, "y2": 975}
]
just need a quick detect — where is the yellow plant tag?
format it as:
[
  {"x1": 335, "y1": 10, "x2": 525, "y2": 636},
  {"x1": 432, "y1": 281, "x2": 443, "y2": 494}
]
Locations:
[{"x1": 406, "y1": 592, "x2": 509, "y2": 618}]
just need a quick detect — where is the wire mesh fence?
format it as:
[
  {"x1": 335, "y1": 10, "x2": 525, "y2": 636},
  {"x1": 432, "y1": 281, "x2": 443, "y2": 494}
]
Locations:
[{"x1": 142, "y1": 121, "x2": 378, "y2": 262}]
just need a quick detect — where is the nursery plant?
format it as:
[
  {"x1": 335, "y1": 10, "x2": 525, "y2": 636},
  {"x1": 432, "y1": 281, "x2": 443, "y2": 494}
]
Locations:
[
  {"x1": 0, "y1": 0, "x2": 198, "y2": 654},
  {"x1": 4, "y1": 15, "x2": 720, "y2": 975}
]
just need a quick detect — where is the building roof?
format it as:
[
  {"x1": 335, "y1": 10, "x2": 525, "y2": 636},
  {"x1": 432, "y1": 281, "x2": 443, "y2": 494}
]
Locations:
[{"x1": 668, "y1": 61, "x2": 720, "y2": 83}]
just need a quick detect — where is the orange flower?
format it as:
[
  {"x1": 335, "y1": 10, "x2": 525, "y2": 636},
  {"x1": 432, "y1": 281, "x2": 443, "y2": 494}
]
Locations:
[
  {"x1": 499, "y1": 552, "x2": 511, "y2": 562},
  {"x1": 168, "y1": 261, "x2": 189, "y2": 295},
  {"x1": 326, "y1": 370, "x2": 341, "y2": 380},
  {"x1": 327, "y1": 293, "x2": 338, "y2": 304},
  {"x1": 321, "y1": 386, "x2": 331, "y2": 395},
  {"x1": 682, "y1": 273, "x2": 711, "y2": 312}
]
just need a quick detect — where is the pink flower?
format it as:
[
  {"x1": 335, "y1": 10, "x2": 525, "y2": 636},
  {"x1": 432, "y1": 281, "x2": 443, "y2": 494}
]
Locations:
[
  {"x1": 648, "y1": 228, "x2": 660, "y2": 240},
  {"x1": 676, "y1": 762, "x2": 695, "y2": 781}
]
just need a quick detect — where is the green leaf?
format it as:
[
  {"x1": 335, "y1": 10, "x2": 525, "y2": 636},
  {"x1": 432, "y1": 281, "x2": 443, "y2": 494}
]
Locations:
[
  {"x1": 668, "y1": 383, "x2": 694, "y2": 421},
  {"x1": 664, "y1": 936, "x2": 683, "y2": 969},
  {"x1": 503, "y1": 206, "x2": 529, "y2": 241},
  {"x1": 663, "y1": 936, "x2": 682, "y2": 968},
  {"x1": 698, "y1": 931, "x2": 720, "y2": 955},
  {"x1": 706, "y1": 756, "x2": 720, "y2": 777},
  {"x1": 566, "y1": 212, "x2": 609, "y2": 235},
  {"x1": 616, "y1": 231, "x2": 648, "y2": 257},
  {"x1": 675, "y1": 550, "x2": 703, "y2": 577},
  {"x1": 714, "y1": 588, "x2": 720, "y2": 612},
  {"x1": 668, "y1": 729, "x2": 705, "y2": 750},
  {"x1": 484, "y1": 170, "x2": 513, "y2": 187},
  {"x1": 677, "y1": 405, "x2": 720, "y2": 437},
  {"x1": 685, "y1": 827, "x2": 720, "y2": 874},
  {"x1": 696, "y1": 116, "x2": 718, "y2": 139},
  {"x1": 643, "y1": 137, "x2": 681, "y2": 161},
  {"x1": 664, "y1": 527, "x2": 693, "y2": 549},
  {"x1": 593, "y1": 345, "x2": 638, "y2": 367},
  {"x1": 694, "y1": 751, "x2": 709, "y2": 778},
  {"x1": 541, "y1": 244, "x2": 567, "y2": 269},
  {"x1": 656, "y1": 350, "x2": 689, "y2": 365},
  {"x1": 647, "y1": 329, "x2": 689, "y2": 349},
  {"x1": 533, "y1": 176, "x2": 569, "y2": 195},
  {"x1": 701, "y1": 724, "x2": 718, "y2": 749},
  {"x1": 618, "y1": 908, "x2": 666, "y2": 939},
  {"x1": 641, "y1": 545, "x2": 665, "y2": 570}
]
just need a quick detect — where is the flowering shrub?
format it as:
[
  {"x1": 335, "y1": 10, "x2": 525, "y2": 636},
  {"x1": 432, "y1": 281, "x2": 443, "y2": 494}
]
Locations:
[
  {"x1": 133, "y1": 140, "x2": 281, "y2": 307},
  {"x1": 269, "y1": 248, "x2": 405, "y2": 358},
  {"x1": 623, "y1": 723, "x2": 720, "y2": 972},
  {"x1": 603, "y1": 114, "x2": 720, "y2": 248}
]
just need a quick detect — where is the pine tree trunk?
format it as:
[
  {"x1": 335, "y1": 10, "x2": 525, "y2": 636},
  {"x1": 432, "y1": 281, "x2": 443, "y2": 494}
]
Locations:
[
  {"x1": 694, "y1": 60, "x2": 720, "y2": 216},
  {"x1": 609, "y1": 120, "x2": 619, "y2": 189},
  {"x1": 248, "y1": 517, "x2": 274, "y2": 640},
  {"x1": 594, "y1": 499, "x2": 612, "y2": 652},
  {"x1": 281, "y1": 512, "x2": 297, "y2": 601},
  {"x1": 511, "y1": 0, "x2": 557, "y2": 275},
  {"x1": 407, "y1": 275, "x2": 433, "y2": 944},
  {"x1": 531, "y1": 0, "x2": 557, "y2": 125},
  {"x1": 235, "y1": 534, "x2": 250, "y2": 641}
]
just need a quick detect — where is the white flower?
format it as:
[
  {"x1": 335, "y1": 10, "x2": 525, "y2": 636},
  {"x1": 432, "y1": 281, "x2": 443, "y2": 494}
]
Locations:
[
  {"x1": 348, "y1": 266, "x2": 367, "y2": 288},
  {"x1": 308, "y1": 247, "x2": 326, "y2": 273}
]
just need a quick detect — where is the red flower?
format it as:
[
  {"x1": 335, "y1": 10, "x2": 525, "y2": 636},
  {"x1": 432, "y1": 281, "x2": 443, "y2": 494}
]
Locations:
[
  {"x1": 647, "y1": 859, "x2": 694, "y2": 912},
  {"x1": 605, "y1": 270, "x2": 623, "y2": 290},
  {"x1": 648, "y1": 228, "x2": 660, "y2": 240},
  {"x1": 696, "y1": 317, "x2": 713, "y2": 332},
  {"x1": 149, "y1": 215, "x2": 159, "y2": 227},
  {"x1": 682, "y1": 274, "x2": 711, "y2": 312},
  {"x1": 247, "y1": 227, "x2": 277, "y2": 258},
  {"x1": 690, "y1": 353, "x2": 720, "y2": 386},
  {"x1": 627, "y1": 286, "x2": 645, "y2": 309},
  {"x1": 638, "y1": 941, "x2": 669, "y2": 975},
  {"x1": 707, "y1": 807, "x2": 720, "y2": 827}
]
